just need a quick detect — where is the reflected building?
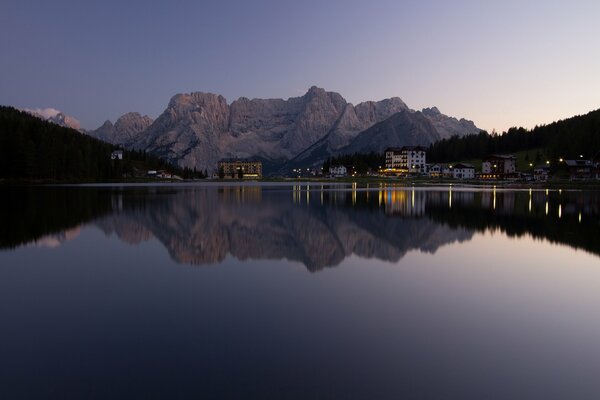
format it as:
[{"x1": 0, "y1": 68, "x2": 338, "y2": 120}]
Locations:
[{"x1": 2, "y1": 185, "x2": 600, "y2": 271}]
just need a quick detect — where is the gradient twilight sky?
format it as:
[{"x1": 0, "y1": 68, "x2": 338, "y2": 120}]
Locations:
[{"x1": 1, "y1": 0, "x2": 599, "y2": 131}]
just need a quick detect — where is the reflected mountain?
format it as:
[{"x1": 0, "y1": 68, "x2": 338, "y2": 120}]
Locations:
[
  {"x1": 2, "y1": 184, "x2": 599, "y2": 271},
  {"x1": 95, "y1": 186, "x2": 473, "y2": 270}
]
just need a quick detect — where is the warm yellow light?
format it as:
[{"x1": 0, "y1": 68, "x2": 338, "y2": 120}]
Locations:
[{"x1": 558, "y1": 204, "x2": 562, "y2": 219}]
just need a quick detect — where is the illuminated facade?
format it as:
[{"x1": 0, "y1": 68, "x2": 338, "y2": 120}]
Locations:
[
  {"x1": 329, "y1": 165, "x2": 347, "y2": 177},
  {"x1": 534, "y1": 165, "x2": 550, "y2": 182},
  {"x1": 428, "y1": 164, "x2": 452, "y2": 178},
  {"x1": 218, "y1": 159, "x2": 262, "y2": 179},
  {"x1": 565, "y1": 159, "x2": 595, "y2": 180},
  {"x1": 481, "y1": 155, "x2": 516, "y2": 179},
  {"x1": 385, "y1": 146, "x2": 427, "y2": 175}
]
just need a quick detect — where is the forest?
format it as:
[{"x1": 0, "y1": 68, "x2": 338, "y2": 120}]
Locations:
[
  {"x1": 427, "y1": 109, "x2": 600, "y2": 163},
  {"x1": 0, "y1": 106, "x2": 204, "y2": 181},
  {"x1": 322, "y1": 152, "x2": 385, "y2": 174},
  {"x1": 322, "y1": 108, "x2": 600, "y2": 172}
]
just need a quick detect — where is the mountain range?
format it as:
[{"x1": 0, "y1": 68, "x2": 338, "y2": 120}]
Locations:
[{"x1": 30, "y1": 87, "x2": 481, "y2": 173}]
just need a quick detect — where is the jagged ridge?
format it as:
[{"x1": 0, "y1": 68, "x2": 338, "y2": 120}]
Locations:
[{"x1": 87, "y1": 86, "x2": 480, "y2": 173}]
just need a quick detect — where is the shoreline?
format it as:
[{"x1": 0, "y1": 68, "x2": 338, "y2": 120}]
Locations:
[{"x1": 2, "y1": 177, "x2": 600, "y2": 190}]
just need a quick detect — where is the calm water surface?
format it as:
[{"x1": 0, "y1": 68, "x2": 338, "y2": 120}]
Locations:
[{"x1": 1, "y1": 183, "x2": 600, "y2": 399}]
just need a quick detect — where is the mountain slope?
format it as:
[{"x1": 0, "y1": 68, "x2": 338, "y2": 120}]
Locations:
[
  {"x1": 342, "y1": 110, "x2": 441, "y2": 154},
  {"x1": 89, "y1": 112, "x2": 153, "y2": 146},
  {"x1": 24, "y1": 108, "x2": 81, "y2": 130},
  {"x1": 0, "y1": 106, "x2": 191, "y2": 181},
  {"x1": 88, "y1": 87, "x2": 480, "y2": 172}
]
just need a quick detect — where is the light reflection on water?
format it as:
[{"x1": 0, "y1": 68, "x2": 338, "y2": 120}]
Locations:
[{"x1": 1, "y1": 183, "x2": 600, "y2": 399}]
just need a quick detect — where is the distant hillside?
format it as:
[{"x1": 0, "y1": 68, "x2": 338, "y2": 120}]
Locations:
[
  {"x1": 428, "y1": 109, "x2": 600, "y2": 163},
  {"x1": 0, "y1": 106, "x2": 199, "y2": 182}
]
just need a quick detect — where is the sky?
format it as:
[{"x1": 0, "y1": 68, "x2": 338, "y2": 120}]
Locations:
[{"x1": 1, "y1": 0, "x2": 599, "y2": 132}]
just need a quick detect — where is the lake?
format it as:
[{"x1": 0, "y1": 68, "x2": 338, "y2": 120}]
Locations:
[{"x1": 1, "y1": 183, "x2": 600, "y2": 399}]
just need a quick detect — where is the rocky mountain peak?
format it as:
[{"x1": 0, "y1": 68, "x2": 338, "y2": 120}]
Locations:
[
  {"x1": 422, "y1": 106, "x2": 441, "y2": 116},
  {"x1": 114, "y1": 112, "x2": 153, "y2": 138},
  {"x1": 169, "y1": 92, "x2": 227, "y2": 108},
  {"x1": 24, "y1": 107, "x2": 81, "y2": 130},
  {"x1": 306, "y1": 85, "x2": 324, "y2": 95},
  {"x1": 100, "y1": 120, "x2": 113, "y2": 129},
  {"x1": 87, "y1": 87, "x2": 480, "y2": 173},
  {"x1": 89, "y1": 113, "x2": 153, "y2": 146}
]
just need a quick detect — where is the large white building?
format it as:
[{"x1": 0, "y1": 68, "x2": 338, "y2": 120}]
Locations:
[
  {"x1": 452, "y1": 163, "x2": 475, "y2": 180},
  {"x1": 329, "y1": 165, "x2": 347, "y2": 177},
  {"x1": 385, "y1": 146, "x2": 427, "y2": 175}
]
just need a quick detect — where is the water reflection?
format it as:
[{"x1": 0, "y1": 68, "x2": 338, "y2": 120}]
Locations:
[{"x1": 2, "y1": 184, "x2": 600, "y2": 270}]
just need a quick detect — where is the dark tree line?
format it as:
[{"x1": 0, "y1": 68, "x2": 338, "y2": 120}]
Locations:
[
  {"x1": 428, "y1": 109, "x2": 600, "y2": 163},
  {"x1": 0, "y1": 106, "x2": 205, "y2": 181},
  {"x1": 323, "y1": 152, "x2": 385, "y2": 174}
]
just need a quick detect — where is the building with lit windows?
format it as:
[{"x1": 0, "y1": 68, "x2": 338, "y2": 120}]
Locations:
[
  {"x1": 329, "y1": 165, "x2": 347, "y2": 177},
  {"x1": 534, "y1": 165, "x2": 550, "y2": 182},
  {"x1": 217, "y1": 159, "x2": 262, "y2": 179},
  {"x1": 480, "y1": 155, "x2": 516, "y2": 180},
  {"x1": 385, "y1": 146, "x2": 427, "y2": 175}
]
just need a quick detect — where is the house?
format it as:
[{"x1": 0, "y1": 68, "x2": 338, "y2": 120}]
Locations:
[
  {"x1": 481, "y1": 154, "x2": 516, "y2": 180},
  {"x1": 329, "y1": 165, "x2": 347, "y2": 177},
  {"x1": 452, "y1": 163, "x2": 475, "y2": 180},
  {"x1": 111, "y1": 150, "x2": 123, "y2": 160},
  {"x1": 218, "y1": 159, "x2": 263, "y2": 179},
  {"x1": 385, "y1": 146, "x2": 427, "y2": 175},
  {"x1": 442, "y1": 165, "x2": 453, "y2": 178},
  {"x1": 565, "y1": 159, "x2": 594, "y2": 180},
  {"x1": 428, "y1": 164, "x2": 443, "y2": 178},
  {"x1": 533, "y1": 165, "x2": 550, "y2": 182},
  {"x1": 156, "y1": 170, "x2": 173, "y2": 179},
  {"x1": 427, "y1": 163, "x2": 452, "y2": 178}
]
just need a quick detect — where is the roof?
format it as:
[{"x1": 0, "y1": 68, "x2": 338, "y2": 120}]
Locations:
[
  {"x1": 564, "y1": 159, "x2": 593, "y2": 167},
  {"x1": 483, "y1": 154, "x2": 516, "y2": 161},
  {"x1": 218, "y1": 159, "x2": 262, "y2": 164},
  {"x1": 401, "y1": 146, "x2": 427, "y2": 152},
  {"x1": 385, "y1": 146, "x2": 427, "y2": 153},
  {"x1": 453, "y1": 163, "x2": 475, "y2": 169}
]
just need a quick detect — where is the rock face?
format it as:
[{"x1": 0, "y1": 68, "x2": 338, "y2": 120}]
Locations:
[
  {"x1": 89, "y1": 86, "x2": 480, "y2": 173},
  {"x1": 341, "y1": 110, "x2": 442, "y2": 154},
  {"x1": 89, "y1": 112, "x2": 153, "y2": 146},
  {"x1": 421, "y1": 107, "x2": 479, "y2": 138},
  {"x1": 24, "y1": 108, "x2": 81, "y2": 130}
]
